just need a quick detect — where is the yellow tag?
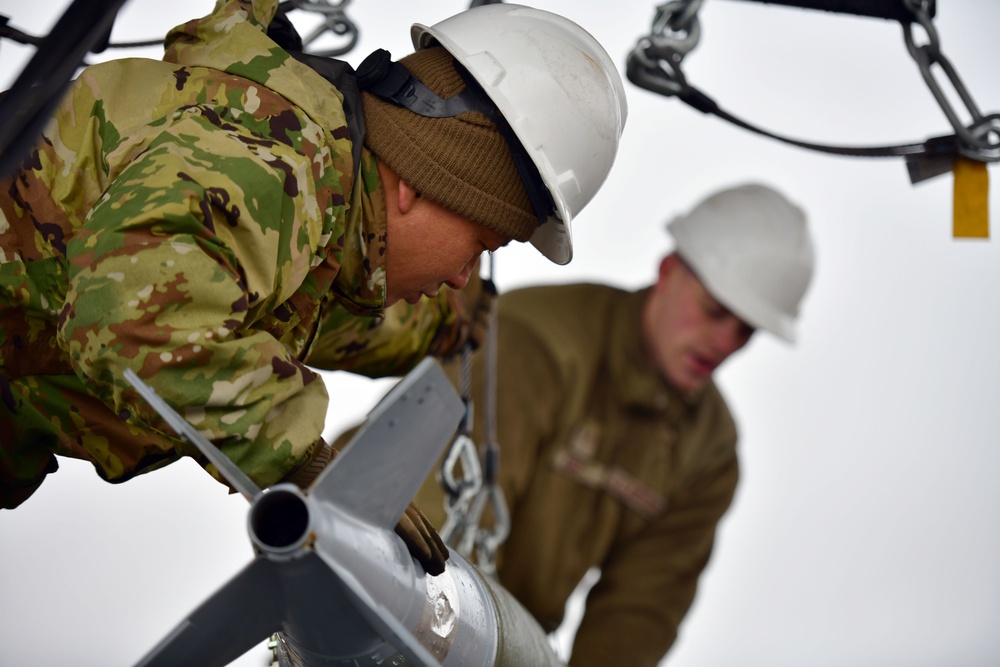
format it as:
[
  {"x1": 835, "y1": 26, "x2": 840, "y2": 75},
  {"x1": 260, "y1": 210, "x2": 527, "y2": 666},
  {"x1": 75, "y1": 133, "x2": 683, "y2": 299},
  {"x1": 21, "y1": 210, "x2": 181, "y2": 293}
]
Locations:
[{"x1": 953, "y1": 156, "x2": 989, "y2": 238}]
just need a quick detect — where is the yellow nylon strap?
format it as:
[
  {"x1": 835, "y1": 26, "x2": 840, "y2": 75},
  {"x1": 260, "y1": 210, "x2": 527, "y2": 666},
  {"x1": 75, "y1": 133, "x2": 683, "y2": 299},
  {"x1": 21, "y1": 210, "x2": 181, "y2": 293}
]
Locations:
[{"x1": 952, "y1": 156, "x2": 990, "y2": 239}]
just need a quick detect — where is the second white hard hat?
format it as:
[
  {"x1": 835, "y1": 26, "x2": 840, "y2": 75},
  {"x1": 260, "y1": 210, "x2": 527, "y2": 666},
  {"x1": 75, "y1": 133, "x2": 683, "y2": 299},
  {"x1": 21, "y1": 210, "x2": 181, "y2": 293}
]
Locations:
[
  {"x1": 667, "y1": 183, "x2": 816, "y2": 343},
  {"x1": 412, "y1": 4, "x2": 628, "y2": 265}
]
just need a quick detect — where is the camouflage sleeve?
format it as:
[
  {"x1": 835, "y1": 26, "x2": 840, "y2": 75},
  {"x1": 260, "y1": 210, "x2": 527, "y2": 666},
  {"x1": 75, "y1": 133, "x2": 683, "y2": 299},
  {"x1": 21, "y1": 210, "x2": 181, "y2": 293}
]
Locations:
[
  {"x1": 59, "y1": 115, "x2": 329, "y2": 489},
  {"x1": 306, "y1": 289, "x2": 463, "y2": 378}
]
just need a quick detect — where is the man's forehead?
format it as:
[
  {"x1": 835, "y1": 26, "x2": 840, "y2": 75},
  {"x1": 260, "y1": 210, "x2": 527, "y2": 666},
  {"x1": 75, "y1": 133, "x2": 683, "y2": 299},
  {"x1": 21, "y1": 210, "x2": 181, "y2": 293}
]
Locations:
[{"x1": 677, "y1": 258, "x2": 752, "y2": 325}]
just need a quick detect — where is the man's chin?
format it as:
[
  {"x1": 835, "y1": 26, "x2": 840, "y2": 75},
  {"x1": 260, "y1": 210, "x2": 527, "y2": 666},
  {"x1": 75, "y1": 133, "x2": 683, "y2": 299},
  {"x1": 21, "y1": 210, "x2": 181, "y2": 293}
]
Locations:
[
  {"x1": 384, "y1": 291, "x2": 433, "y2": 307},
  {"x1": 665, "y1": 366, "x2": 711, "y2": 394}
]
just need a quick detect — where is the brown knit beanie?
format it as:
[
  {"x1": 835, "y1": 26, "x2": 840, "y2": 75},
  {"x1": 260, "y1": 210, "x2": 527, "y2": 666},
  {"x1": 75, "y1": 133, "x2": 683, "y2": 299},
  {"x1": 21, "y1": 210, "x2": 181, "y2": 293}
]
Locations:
[{"x1": 361, "y1": 47, "x2": 537, "y2": 242}]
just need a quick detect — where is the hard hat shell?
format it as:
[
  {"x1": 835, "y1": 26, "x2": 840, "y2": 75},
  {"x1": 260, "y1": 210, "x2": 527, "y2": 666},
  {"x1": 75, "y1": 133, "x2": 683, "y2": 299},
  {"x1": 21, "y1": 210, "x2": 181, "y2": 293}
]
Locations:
[
  {"x1": 667, "y1": 184, "x2": 815, "y2": 343},
  {"x1": 411, "y1": 4, "x2": 628, "y2": 265}
]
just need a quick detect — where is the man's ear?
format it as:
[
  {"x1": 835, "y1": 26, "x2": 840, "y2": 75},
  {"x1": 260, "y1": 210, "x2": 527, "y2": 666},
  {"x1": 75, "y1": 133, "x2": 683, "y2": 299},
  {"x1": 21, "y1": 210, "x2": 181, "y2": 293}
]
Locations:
[
  {"x1": 658, "y1": 253, "x2": 681, "y2": 282},
  {"x1": 374, "y1": 158, "x2": 417, "y2": 217},
  {"x1": 396, "y1": 177, "x2": 419, "y2": 215}
]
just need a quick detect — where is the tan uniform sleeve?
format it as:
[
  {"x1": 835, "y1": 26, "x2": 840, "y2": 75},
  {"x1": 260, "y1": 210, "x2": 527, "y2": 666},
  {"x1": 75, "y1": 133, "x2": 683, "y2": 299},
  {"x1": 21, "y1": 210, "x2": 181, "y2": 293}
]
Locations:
[{"x1": 569, "y1": 455, "x2": 739, "y2": 667}]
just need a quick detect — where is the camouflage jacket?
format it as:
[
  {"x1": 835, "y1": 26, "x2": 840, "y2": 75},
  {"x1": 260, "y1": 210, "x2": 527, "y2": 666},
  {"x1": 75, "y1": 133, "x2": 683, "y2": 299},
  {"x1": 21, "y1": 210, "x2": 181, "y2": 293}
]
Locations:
[{"x1": 0, "y1": 0, "x2": 459, "y2": 508}]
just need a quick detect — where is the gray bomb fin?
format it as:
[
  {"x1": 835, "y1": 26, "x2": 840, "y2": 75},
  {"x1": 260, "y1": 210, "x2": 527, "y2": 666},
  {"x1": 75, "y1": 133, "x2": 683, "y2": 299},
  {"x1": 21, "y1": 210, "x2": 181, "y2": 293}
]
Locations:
[
  {"x1": 311, "y1": 357, "x2": 465, "y2": 528},
  {"x1": 124, "y1": 367, "x2": 261, "y2": 501}
]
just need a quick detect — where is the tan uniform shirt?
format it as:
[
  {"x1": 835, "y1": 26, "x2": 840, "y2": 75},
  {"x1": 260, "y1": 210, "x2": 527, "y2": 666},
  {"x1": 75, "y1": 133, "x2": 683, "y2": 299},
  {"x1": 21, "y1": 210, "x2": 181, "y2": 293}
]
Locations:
[{"x1": 415, "y1": 283, "x2": 739, "y2": 667}]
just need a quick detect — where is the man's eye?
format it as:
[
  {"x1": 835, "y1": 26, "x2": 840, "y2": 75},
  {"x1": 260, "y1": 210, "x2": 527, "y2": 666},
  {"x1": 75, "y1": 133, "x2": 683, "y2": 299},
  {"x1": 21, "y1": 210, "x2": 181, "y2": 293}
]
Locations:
[{"x1": 705, "y1": 303, "x2": 726, "y2": 319}]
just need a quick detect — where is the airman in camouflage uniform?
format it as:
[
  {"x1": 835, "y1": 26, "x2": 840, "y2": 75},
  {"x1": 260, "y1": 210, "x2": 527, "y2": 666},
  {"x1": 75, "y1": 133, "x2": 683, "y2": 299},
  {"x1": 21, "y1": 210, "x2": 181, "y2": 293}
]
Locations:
[{"x1": 0, "y1": 0, "x2": 543, "y2": 574}]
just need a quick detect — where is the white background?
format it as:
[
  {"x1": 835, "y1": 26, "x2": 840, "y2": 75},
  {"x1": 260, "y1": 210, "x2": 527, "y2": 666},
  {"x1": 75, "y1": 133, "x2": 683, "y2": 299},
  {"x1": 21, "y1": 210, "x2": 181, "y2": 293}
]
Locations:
[{"x1": 1, "y1": 1, "x2": 998, "y2": 666}]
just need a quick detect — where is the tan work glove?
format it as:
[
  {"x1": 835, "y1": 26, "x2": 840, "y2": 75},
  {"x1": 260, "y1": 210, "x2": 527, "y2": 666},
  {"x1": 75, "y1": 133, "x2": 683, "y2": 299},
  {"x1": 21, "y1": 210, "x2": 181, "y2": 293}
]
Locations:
[
  {"x1": 283, "y1": 438, "x2": 338, "y2": 488},
  {"x1": 285, "y1": 439, "x2": 450, "y2": 576},
  {"x1": 396, "y1": 501, "x2": 450, "y2": 576}
]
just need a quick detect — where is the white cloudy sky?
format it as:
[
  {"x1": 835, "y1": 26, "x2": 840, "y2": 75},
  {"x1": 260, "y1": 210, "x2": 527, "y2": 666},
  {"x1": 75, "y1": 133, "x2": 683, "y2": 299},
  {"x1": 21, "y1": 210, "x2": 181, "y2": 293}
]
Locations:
[{"x1": 1, "y1": 1, "x2": 998, "y2": 666}]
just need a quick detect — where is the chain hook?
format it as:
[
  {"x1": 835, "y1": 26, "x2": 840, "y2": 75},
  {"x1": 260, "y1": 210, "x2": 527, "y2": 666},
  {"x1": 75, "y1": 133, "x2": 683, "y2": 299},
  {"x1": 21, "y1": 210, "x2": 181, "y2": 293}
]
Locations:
[
  {"x1": 649, "y1": 0, "x2": 703, "y2": 57},
  {"x1": 626, "y1": 0, "x2": 703, "y2": 98},
  {"x1": 900, "y1": 0, "x2": 999, "y2": 162},
  {"x1": 293, "y1": 0, "x2": 359, "y2": 57},
  {"x1": 473, "y1": 483, "x2": 510, "y2": 577},
  {"x1": 437, "y1": 432, "x2": 484, "y2": 546},
  {"x1": 437, "y1": 254, "x2": 510, "y2": 575}
]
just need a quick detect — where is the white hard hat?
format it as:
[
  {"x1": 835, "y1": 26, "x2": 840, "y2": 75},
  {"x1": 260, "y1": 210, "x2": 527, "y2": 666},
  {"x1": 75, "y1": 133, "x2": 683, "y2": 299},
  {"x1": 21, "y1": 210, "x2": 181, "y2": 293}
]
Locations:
[
  {"x1": 667, "y1": 184, "x2": 816, "y2": 343},
  {"x1": 411, "y1": 4, "x2": 628, "y2": 265}
]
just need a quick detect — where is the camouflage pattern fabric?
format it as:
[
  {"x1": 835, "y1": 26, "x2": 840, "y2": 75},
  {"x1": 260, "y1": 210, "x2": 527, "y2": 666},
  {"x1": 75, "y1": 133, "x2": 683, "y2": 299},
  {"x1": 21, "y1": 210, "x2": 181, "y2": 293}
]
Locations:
[{"x1": 0, "y1": 0, "x2": 459, "y2": 508}]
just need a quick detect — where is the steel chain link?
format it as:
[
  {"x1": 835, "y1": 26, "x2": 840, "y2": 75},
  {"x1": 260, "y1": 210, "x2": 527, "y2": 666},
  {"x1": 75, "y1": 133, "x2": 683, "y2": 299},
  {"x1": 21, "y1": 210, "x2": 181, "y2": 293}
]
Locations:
[
  {"x1": 628, "y1": 0, "x2": 999, "y2": 167},
  {"x1": 437, "y1": 254, "x2": 509, "y2": 578},
  {"x1": 901, "y1": 0, "x2": 999, "y2": 161},
  {"x1": 293, "y1": 0, "x2": 359, "y2": 57},
  {"x1": 627, "y1": 0, "x2": 703, "y2": 97}
]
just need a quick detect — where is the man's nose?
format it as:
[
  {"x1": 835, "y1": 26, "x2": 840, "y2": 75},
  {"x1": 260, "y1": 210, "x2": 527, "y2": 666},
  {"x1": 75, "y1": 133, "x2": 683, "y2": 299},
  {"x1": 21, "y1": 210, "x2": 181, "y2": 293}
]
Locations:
[
  {"x1": 445, "y1": 260, "x2": 476, "y2": 290},
  {"x1": 713, "y1": 317, "x2": 752, "y2": 355}
]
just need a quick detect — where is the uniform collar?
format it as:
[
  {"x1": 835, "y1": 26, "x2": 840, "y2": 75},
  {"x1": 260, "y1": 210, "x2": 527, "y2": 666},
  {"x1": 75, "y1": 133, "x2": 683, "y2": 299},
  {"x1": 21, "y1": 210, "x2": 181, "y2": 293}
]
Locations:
[{"x1": 330, "y1": 150, "x2": 388, "y2": 317}]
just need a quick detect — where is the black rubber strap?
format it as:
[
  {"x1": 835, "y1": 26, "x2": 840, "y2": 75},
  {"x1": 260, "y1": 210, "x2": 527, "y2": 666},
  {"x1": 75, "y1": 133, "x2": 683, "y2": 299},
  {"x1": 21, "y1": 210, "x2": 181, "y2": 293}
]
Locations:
[
  {"x1": 728, "y1": 0, "x2": 934, "y2": 22},
  {"x1": 674, "y1": 82, "x2": 960, "y2": 182}
]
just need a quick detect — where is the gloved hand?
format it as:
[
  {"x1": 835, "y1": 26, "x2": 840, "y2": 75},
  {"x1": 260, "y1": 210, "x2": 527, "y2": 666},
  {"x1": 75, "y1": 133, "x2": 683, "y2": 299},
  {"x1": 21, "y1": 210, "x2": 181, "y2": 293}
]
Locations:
[
  {"x1": 395, "y1": 501, "x2": 450, "y2": 576},
  {"x1": 283, "y1": 438, "x2": 338, "y2": 489},
  {"x1": 286, "y1": 439, "x2": 450, "y2": 576}
]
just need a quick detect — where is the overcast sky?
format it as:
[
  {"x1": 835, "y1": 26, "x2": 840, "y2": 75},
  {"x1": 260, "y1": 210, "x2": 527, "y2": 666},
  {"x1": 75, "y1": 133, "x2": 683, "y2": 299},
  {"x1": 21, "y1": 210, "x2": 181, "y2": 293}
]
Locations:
[{"x1": 1, "y1": 1, "x2": 998, "y2": 666}]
